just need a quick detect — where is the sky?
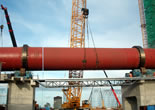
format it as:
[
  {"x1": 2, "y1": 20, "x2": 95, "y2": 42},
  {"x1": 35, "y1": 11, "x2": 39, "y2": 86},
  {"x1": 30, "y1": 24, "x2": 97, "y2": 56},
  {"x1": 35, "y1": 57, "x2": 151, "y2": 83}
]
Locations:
[
  {"x1": 0, "y1": 0, "x2": 143, "y2": 79},
  {"x1": 0, "y1": 0, "x2": 144, "y2": 107}
]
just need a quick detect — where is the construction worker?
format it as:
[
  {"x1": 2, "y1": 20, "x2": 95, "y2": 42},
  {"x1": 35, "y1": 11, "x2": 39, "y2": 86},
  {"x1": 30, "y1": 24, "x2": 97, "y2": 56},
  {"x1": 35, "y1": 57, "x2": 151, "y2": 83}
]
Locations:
[
  {"x1": 129, "y1": 73, "x2": 133, "y2": 77},
  {"x1": 35, "y1": 101, "x2": 39, "y2": 110},
  {"x1": 45, "y1": 106, "x2": 50, "y2": 110},
  {"x1": 153, "y1": 72, "x2": 155, "y2": 77}
]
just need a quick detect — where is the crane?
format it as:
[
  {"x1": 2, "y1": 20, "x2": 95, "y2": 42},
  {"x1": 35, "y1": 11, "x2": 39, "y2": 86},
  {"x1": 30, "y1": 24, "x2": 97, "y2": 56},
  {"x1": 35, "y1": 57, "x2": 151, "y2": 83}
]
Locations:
[
  {"x1": 103, "y1": 70, "x2": 121, "y2": 107},
  {"x1": 62, "y1": 0, "x2": 89, "y2": 109},
  {"x1": 1, "y1": 4, "x2": 17, "y2": 47},
  {"x1": 138, "y1": 0, "x2": 148, "y2": 48}
]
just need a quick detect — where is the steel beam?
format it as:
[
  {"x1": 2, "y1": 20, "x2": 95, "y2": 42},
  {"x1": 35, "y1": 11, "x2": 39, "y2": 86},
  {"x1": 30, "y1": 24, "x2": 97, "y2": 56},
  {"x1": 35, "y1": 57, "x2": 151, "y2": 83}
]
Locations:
[{"x1": 35, "y1": 77, "x2": 155, "y2": 88}]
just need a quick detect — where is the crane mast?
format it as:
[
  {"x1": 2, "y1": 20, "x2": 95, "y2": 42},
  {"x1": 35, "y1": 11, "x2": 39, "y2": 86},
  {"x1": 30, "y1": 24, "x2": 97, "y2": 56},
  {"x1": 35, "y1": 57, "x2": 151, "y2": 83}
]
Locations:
[
  {"x1": 62, "y1": 0, "x2": 88, "y2": 109},
  {"x1": 70, "y1": 0, "x2": 86, "y2": 48},
  {"x1": 138, "y1": 0, "x2": 148, "y2": 48}
]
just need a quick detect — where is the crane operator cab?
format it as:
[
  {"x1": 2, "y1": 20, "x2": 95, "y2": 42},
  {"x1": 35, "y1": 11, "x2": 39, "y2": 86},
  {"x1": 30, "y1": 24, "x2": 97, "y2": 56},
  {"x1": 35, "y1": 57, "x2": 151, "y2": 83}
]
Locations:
[{"x1": 81, "y1": 8, "x2": 89, "y2": 18}]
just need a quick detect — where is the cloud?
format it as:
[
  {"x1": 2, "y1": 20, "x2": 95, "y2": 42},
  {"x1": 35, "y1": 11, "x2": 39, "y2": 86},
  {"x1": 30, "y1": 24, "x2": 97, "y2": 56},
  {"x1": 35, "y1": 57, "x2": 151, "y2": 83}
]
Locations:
[
  {"x1": 88, "y1": 0, "x2": 140, "y2": 34},
  {"x1": 87, "y1": 23, "x2": 143, "y2": 48}
]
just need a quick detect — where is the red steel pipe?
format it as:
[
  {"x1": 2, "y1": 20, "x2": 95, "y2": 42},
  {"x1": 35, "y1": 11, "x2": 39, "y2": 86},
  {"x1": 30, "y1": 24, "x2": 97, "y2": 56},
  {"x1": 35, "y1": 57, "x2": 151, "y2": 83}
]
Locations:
[{"x1": 0, "y1": 47, "x2": 155, "y2": 71}]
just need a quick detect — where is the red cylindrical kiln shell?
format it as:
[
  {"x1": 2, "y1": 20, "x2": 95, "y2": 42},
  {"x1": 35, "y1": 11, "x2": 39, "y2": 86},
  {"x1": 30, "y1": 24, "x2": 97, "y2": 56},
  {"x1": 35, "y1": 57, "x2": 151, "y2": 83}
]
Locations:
[{"x1": 0, "y1": 47, "x2": 155, "y2": 71}]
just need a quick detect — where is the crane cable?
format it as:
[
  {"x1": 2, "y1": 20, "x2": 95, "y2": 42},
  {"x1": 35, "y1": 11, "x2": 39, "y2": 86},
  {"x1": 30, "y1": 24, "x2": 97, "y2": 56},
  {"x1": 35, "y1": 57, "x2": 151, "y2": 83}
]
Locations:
[
  {"x1": 87, "y1": 18, "x2": 89, "y2": 48},
  {"x1": 88, "y1": 87, "x2": 94, "y2": 106},
  {"x1": 100, "y1": 88, "x2": 105, "y2": 108},
  {"x1": 0, "y1": 8, "x2": 4, "y2": 47},
  {"x1": 41, "y1": 47, "x2": 45, "y2": 108},
  {"x1": 86, "y1": 20, "x2": 99, "y2": 68},
  {"x1": 86, "y1": 20, "x2": 100, "y2": 107},
  {"x1": 86, "y1": 19, "x2": 121, "y2": 107},
  {"x1": 83, "y1": 18, "x2": 88, "y2": 69},
  {"x1": 0, "y1": 24, "x2": 3, "y2": 47},
  {"x1": 83, "y1": 16, "x2": 100, "y2": 69}
]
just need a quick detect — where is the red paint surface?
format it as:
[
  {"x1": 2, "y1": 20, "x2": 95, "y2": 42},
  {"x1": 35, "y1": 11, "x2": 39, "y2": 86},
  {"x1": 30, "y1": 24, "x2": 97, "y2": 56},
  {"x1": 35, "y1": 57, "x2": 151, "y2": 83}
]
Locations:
[
  {"x1": 0, "y1": 47, "x2": 154, "y2": 71},
  {"x1": 0, "y1": 47, "x2": 22, "y2": 71},
  {"x1": 144, "y1": 48, "x2": 155, "y2": 68}
]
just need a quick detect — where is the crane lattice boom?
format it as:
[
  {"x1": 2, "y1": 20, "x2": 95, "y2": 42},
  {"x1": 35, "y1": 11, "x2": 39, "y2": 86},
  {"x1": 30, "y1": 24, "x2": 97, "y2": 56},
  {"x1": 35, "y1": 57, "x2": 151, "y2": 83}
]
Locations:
[{"x1": 62, "y1": 0, "x2": 88, "y2": 109}]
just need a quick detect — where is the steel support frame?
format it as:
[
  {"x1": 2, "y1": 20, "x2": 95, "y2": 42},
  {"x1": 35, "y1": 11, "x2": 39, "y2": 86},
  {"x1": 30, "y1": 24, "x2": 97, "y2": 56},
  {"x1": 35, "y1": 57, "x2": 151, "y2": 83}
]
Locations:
[{"x1": 35, "y1": 77, "x2": 155, "y2": 88}]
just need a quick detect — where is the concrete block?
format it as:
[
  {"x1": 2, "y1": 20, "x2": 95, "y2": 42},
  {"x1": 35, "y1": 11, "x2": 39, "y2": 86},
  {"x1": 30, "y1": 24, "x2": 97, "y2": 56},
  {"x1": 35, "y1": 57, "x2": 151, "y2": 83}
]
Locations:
[
  {"x1": 8, "y1": 104, "x2": 33, "y2": 110},
  {"x1": 8, "y1": 82, "x2": 35, "y2": 110},
  {"x1": 122, "y1": 81, "x2": 155, "y2": 110}
]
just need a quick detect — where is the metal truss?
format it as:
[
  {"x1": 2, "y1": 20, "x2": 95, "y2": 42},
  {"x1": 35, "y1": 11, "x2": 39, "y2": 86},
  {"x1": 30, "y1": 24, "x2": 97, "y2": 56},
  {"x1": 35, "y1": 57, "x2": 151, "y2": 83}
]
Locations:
[{"x1": 35, "y1": 77, "x2": 155, "y2": 88}]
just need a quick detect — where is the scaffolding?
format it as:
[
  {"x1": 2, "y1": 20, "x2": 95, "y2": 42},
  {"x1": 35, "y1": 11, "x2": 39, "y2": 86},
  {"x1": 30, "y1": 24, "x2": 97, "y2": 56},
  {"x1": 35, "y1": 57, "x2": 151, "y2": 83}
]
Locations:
[{"x1": 143, "y1": 0, "x2": 155, "y2": 48}]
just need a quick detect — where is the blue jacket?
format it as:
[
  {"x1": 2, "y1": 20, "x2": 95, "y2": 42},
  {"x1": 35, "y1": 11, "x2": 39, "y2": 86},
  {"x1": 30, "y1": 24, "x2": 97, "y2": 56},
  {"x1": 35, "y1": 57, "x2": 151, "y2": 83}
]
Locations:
[{"x1": 45, "y1": 107, "x2": 50, "y2": 110}]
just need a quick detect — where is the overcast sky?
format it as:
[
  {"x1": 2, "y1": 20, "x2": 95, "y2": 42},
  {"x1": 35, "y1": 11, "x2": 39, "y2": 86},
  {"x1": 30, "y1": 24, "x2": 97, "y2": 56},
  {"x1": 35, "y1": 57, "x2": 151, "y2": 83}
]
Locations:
[{"x1": 0, "y1": 0, "x2": 143, "y2": 78}]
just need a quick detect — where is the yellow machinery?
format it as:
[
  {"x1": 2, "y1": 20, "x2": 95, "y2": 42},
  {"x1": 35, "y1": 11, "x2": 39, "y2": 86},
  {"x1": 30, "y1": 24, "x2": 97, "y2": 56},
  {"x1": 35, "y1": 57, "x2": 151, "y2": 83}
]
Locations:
[
  {"x1": 62, "y1": 0, "x2": 89, "y2": 109},
  {"x1": 82, "y1": 100, "x2": 90, "y2": 109}
]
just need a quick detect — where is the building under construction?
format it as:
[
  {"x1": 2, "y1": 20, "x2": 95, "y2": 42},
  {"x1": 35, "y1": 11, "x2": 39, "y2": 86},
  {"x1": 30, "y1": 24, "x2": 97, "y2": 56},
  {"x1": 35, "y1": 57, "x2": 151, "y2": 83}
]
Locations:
[{"x1": 0, "y1": 0, "x2": 155, "y2": 110}]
